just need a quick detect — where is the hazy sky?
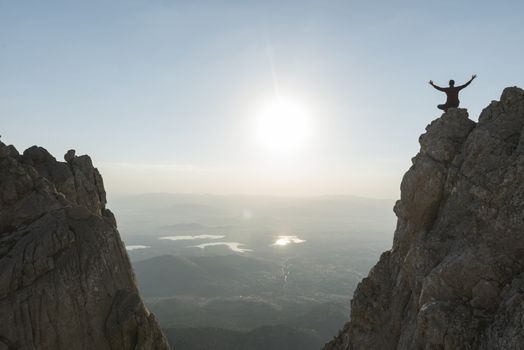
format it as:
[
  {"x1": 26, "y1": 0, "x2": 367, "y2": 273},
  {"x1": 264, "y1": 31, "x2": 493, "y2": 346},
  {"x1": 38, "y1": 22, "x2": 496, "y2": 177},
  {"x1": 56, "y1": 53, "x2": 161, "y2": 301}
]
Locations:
[{"x1": 2, "y1": 0, "x2": 523, "y2": 198}]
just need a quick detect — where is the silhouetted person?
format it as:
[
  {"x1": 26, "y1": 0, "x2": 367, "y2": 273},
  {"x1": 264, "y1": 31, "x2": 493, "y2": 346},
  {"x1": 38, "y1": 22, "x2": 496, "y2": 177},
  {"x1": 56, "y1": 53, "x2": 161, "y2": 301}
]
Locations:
[{"x1": 429, "y1": 74, "x2": 476, "y2": 111}]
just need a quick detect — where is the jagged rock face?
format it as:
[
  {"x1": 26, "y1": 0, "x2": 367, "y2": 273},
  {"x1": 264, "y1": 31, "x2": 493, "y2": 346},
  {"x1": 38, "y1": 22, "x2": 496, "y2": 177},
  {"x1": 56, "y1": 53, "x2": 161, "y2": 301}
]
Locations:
[
  {"x1": 325, "y1": 87, "x2": 524, "y2": 350},
  {"x1": 0, "y1": 145, "x2": 169, "y2": 349}
]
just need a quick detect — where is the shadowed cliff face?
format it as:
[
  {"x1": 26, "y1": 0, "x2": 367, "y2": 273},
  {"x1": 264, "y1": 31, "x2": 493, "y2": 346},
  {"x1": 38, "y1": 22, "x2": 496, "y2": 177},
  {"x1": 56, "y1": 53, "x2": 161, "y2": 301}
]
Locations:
[
  {"x1": 325, "y1": 87, "x2": 524, "y2": 350},
  {"x1": 0, "y1": 145, "x2": 169, "y2": 349}
]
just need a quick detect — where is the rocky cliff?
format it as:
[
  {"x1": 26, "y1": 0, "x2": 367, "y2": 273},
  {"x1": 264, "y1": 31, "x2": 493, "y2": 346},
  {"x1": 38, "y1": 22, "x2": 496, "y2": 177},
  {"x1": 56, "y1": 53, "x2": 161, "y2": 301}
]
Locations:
[
  {"x1": 325, "y1": 87, "x2": 524, "y2": 350},
  {"x1": 0, "y1": 144, "x2": 169, "y2": 349}
]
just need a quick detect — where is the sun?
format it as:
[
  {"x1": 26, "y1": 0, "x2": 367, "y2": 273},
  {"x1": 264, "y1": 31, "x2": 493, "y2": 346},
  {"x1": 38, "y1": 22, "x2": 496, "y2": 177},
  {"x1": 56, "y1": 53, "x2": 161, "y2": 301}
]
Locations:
[{"x1": 254, "y1": 98, "x2": 310, "y2": 154}]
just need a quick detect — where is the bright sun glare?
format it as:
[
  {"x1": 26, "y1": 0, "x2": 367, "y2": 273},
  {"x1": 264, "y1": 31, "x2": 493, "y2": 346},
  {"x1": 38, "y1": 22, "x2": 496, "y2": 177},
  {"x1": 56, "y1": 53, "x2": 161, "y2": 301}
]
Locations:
[{"x1": 255, "y1": 98, "x2": 310, "y2": 154}]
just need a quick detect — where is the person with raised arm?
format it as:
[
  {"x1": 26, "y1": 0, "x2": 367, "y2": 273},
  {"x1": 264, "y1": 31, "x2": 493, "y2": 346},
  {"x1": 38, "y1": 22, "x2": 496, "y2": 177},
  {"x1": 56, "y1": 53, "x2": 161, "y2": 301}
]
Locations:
[{"x1": 429, "y1": 74, "x2": 477, "y2": 111}]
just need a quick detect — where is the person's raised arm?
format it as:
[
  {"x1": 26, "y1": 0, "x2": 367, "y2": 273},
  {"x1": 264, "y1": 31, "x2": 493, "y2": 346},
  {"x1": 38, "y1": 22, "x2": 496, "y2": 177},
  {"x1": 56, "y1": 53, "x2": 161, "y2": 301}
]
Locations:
[
  {"x1": 457, "y1": 74, "x2": 477, "y2": 90},
  {"x1": 429, "y1": 80, "x2": 445, "y2": 92}
]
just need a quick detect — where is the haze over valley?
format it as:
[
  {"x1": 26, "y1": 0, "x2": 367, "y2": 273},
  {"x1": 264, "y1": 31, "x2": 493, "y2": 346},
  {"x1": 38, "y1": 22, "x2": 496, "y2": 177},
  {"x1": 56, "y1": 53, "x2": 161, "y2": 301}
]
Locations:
[{"x1": 112, "y1": 193, "x2": 395, "y2": 349}]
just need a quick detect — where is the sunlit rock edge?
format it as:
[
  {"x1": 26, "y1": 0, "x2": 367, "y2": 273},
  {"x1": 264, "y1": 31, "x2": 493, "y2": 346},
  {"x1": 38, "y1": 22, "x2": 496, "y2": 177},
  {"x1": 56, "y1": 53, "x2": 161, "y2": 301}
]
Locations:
[{"x1": 324, "y1": 87, "x2": 524, "y2": 350}]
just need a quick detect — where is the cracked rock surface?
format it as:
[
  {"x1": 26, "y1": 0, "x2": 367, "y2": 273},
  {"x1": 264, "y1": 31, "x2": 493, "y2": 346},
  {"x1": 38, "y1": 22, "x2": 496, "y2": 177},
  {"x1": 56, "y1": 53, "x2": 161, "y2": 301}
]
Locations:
[
  {"x1": 0, "y1": 143, "x2": 169, "y2": 349},
  {"x1": 324, "y1": 87, "x2": 524, "y2": 350}
]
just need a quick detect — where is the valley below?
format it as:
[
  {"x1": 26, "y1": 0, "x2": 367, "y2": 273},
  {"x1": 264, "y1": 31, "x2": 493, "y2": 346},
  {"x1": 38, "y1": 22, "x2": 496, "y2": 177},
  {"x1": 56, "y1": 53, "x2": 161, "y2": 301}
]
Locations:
[{"x1": 111, "y1": 194, "x2": 395, "y2": 349}]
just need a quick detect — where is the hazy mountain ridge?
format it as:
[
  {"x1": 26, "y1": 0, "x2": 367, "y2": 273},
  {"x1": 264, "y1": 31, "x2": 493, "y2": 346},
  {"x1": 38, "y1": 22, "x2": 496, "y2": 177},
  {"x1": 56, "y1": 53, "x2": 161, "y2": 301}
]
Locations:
[
  {"x1": 325, "y1": 87, "x2": 524, "y2": 349},
  {"x1": 0, "y1": 144, "x2": 169, "y2": 349}
]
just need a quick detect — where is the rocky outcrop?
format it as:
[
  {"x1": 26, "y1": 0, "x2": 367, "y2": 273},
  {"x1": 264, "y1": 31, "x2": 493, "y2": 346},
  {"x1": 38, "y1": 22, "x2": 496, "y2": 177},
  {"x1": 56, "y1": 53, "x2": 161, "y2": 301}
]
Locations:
[
  {"x1": 0, "y1": 143, "x2": 169, "y2": 349},
  {"x1": 325, "y1": 87, "x2": 524, "y2": 349}
]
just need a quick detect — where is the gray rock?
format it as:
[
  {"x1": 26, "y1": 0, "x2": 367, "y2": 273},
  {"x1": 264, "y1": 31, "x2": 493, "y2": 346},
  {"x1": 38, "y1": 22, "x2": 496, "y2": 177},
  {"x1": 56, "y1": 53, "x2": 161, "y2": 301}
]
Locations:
[
  {"x1": 64, "y1": 149, "x2": 76, "y2": 163},
  {"x1": 0, "y1": 143, "x2": 8, "y2": 160},
  {"x1": 0, "y1": 144, "x2": 169, "y2": 349},
  {"x1": 324, "y1": 87, "x2": 524, "y2": 350}
]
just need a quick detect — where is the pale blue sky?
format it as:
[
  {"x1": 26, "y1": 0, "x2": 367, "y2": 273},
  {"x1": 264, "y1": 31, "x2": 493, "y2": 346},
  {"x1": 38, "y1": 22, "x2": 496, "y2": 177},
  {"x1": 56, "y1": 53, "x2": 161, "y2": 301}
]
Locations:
[{"x1": 1, "y1": 0, "x2": 523, "y2": 197}]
